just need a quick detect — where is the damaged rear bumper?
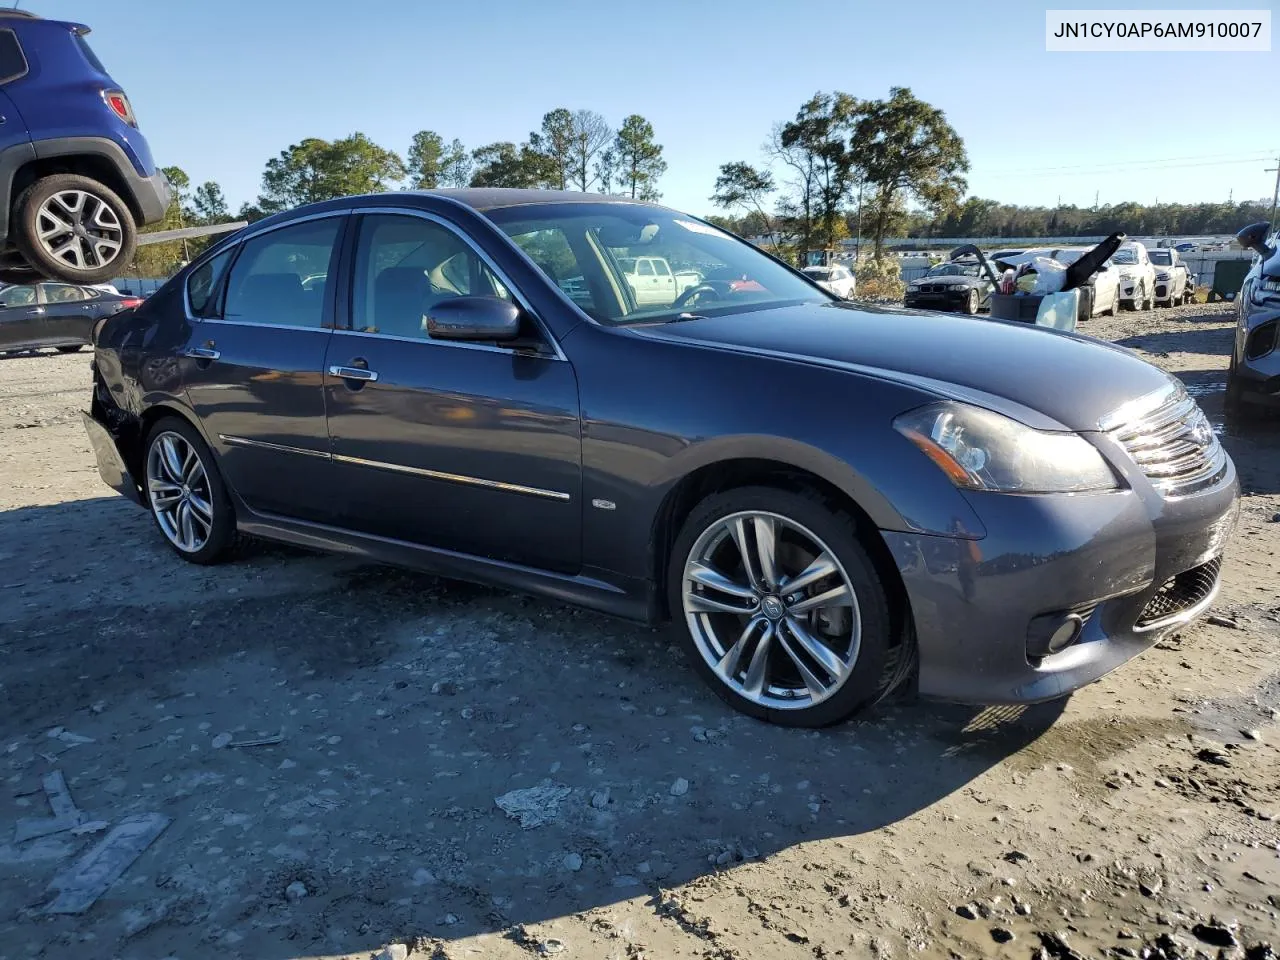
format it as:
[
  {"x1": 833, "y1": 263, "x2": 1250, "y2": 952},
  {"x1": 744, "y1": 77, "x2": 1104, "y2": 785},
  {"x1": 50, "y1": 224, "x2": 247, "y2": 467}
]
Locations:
[{"x1": 81, "y1": 410, "x2": 142, "y2": 507}]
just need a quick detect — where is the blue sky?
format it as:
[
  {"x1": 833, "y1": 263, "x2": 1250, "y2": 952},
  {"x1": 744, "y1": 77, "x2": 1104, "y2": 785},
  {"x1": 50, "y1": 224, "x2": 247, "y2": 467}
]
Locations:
[{"x1": 32, "y1": 0, "x2": 1280, "y2": 215}]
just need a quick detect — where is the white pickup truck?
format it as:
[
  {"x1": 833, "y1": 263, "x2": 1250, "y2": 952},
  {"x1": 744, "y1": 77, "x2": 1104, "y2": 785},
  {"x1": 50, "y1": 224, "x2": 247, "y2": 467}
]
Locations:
[{"x1": 619, "y1": 256, "x2": 702, "y2": 306}]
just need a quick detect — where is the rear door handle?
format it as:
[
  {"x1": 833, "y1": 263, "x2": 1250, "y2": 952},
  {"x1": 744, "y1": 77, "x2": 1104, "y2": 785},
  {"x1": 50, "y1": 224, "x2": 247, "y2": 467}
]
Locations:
[
  {"x1": 328, "y1": 365, "x2": 378, "y2": 382},
  {"x1": 184, "y1": 346, "x2": 220, "y2": 360}
]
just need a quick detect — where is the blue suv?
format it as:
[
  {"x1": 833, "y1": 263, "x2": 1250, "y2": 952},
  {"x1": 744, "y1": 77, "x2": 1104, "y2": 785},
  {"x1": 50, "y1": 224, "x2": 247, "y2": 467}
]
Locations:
[{"x1": 0, "y1": 9, "x2": 169, "y2": 284}]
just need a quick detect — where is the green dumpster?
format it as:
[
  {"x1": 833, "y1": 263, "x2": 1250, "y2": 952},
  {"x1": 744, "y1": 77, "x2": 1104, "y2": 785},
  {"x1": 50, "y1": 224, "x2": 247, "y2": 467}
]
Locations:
[{"x1": 1207, "y1": 258, "x2": 1252, "y2": 302}]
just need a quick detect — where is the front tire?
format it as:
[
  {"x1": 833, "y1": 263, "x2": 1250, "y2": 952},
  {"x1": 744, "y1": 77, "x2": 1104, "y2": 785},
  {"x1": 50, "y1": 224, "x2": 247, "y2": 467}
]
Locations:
[
  {"x1": 143, "y1": 418, "x2": 238, "y2": 564},
  {"x1": 964, "y1": 288, "x2": 979, "y2": 315},
  {"x1": 668, "y1": 486, "x2": 898, "y2": 727},
  {"x1": 12, "y1": 174, "x2": 137, "y2": 285}
]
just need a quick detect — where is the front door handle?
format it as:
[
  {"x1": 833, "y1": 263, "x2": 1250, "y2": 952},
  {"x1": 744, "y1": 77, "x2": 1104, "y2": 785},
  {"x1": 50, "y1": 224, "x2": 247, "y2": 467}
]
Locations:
[
  {"x1": 185, "y1": 346, "x2": 220, "y2": 360},
  {"x1": 328, "y1": 364, "x2": 378, "y2": 382}
]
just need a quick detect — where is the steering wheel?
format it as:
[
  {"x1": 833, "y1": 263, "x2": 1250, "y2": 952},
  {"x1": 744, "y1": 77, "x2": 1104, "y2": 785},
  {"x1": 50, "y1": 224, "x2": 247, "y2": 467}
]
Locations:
[{"x1": 672, "y1": 283, "x2": 724, "y2": 310}]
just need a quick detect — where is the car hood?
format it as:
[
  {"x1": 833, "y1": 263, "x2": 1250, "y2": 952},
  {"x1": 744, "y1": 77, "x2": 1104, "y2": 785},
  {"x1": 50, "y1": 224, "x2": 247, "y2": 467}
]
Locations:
[{"x1": 628, "y1": 301, "x2": 1174, "y2": 432}]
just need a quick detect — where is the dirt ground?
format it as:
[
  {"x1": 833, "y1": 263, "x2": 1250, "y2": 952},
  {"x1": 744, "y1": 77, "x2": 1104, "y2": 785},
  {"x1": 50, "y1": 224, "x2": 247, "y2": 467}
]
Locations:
[{"x1": 1, "y1": 302, "x2": 1278, "y2": 960}]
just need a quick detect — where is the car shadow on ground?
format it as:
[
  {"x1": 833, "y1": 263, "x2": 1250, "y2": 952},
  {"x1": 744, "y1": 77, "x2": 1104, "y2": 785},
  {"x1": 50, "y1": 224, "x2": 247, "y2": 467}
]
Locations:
[
  {"x1": 0, "y1": 498, "x2": 1072, "y2": 958},
  {"x1": 1115, "y1": 326, "x2": 1233, "y2": 357}
]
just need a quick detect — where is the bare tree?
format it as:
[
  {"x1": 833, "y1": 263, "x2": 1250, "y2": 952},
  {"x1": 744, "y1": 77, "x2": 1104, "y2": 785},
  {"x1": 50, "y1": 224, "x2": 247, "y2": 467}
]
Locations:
[{"x1": 568, "y1": 110, "x2": 613, "y2": 192}]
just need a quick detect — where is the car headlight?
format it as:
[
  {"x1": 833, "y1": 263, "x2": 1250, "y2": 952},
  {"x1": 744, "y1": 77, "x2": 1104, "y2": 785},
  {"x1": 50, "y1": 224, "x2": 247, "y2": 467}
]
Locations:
[
  {"x1": 906, "y1": 283, "x2": 920, "y2": 291},
  {"x1": 894, "y1": 401, "x2": 1118, "y2": 494},
  {"x1": 1156, "y1": 271, "x2": 1171, "y2": 281}
]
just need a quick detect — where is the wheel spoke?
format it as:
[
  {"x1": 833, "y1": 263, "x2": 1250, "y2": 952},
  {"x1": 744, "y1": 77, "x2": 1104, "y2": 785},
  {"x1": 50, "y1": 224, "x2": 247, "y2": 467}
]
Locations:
[
  {"x1": 151, "y1": 489, "x2": 182, "y2": 509},
  {"x1": 52, "y1": 192, "x2": 86, "y2": 219},
  {"x1": 782, "y1": 616, "x2": 850, "y2": 685},
  {"x1": 187, "y1": 493, "x2": 213, "y2": 522},
  {"x1": 48, "y1": 238, "x2": 83, "y2": 267},
  {"x1": 781, "y1": 554, "x2": 838, "y2": 595},
  {"x1": 727, "y1": 517, "x2": 764, "y2": 591},
  {"x1": 741, "y1": 622, "x2": 774, "y2": 698},
  {"x1": 37, "y1": 214, "x2": 73, "y2": 241},
  {"x1": 159, "y1": 437, "x2": 185, "y2": 483},
  {"x1": 787, "y1": 583, "x2": 851, "y2": 615},
  {"x1": 716, "y1": 616, "x2": 765, "y2": 682},
  {"x1": 752, "y1": 515, "x2": 778, "y2": 590},
  {"x1": 776, "y1": 623, "x2": 829, "y2": 701},
  {"x1": 90, "y1": 199, "x2": 121, "y2": 230},
  {"x1": 687, "y1": 591, "x2": 756, "y2": 616},
  {"x1": 687, "y1": 561, "x2": 756, "y2": 600},
  {"x1": 178, "y1": 501, "x2": 196, "y2": 550}
]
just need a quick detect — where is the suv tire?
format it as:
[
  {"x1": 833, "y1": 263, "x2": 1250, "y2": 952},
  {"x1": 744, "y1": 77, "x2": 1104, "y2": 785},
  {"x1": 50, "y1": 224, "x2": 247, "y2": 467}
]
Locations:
[{"x1": 12, "y1": 174, "x2": 137, "y2": 285}]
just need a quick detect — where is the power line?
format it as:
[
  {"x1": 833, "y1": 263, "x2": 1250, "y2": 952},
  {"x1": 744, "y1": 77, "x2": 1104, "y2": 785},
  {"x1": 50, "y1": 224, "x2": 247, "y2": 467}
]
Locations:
[
  {"x1": 988, "y1": 152, "x2": 1276, "y2": 177},
  {"x1": 1006, "y1": 157, "x2": 1276, "y2": 179}
]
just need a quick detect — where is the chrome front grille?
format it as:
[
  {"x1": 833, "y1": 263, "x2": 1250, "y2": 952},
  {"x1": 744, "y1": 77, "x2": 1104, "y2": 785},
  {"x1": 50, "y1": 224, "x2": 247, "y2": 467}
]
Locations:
[{"x1": 1102, "y1": 385, "x2": 1228, "y2": 497}]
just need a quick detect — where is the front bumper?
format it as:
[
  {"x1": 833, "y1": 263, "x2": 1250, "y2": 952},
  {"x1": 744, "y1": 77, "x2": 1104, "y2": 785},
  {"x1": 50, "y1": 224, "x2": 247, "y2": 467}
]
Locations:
[
  {"x1": 887, "y1": 460, "x2": 1239, "y2": 704},
  {"x1": 81, "y1": 410, "x2": 142, "y2": 506},
  {"x1": 904, "y1": 289, "x2": 973, "y2": 311},
  {"x1": 1234, "y1": 304, "x2": 1280, "y2": 403}
]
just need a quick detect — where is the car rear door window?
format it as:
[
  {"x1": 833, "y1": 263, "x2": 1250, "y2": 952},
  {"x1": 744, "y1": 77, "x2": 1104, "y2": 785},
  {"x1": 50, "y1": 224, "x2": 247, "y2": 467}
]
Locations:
[
  {"x1": 223, "y1": 219, "x2": 341, "y2": 329},
  {"x1": 0, "y1": 285, "x2": 35, "y2": 307},
  {"x1": 351, "y1": 214, "x2": 514, "y2": 341},
  {"x1": 0, "y1": 29, "x2": 27, "y2": 84},
  {"x1": 38, "y1": 284, "x2": 89, "y2": 303}
]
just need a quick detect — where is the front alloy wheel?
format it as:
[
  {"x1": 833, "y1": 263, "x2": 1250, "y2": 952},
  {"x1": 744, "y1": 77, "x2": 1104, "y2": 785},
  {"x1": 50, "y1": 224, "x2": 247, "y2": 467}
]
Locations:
[{"x1": 671, "y1": 488, "x2": 899, "y2": 726}]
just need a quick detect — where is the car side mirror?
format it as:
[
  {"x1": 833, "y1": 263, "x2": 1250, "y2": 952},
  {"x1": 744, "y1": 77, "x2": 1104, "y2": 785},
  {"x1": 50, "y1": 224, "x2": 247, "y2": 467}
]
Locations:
[
  {"x1": 1236, "y1": 222, "x2": 1275, "y2": 259},
  {"x1": 426, "y1": 296, "x2": 521, "y2": 342}
]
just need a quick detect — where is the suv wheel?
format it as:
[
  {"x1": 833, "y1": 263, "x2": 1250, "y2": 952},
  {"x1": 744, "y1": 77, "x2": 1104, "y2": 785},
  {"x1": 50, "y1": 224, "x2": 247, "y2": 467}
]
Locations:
[
  {"x1": 12, "y1": 174, "x2": 137, "y2": 285},
  {"x1": 668, "y1": 486, "x2": 899, "y2": 727}
]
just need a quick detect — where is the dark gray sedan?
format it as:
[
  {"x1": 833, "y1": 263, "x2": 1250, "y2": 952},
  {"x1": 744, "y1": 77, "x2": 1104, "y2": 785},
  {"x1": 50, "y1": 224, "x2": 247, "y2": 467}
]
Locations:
[
  {"x1": 0, "y1": 281, "x2": 142, "y2": 355},
  {"x1": 82, "y1": 190, "x2": 1239, "y2": 727}
]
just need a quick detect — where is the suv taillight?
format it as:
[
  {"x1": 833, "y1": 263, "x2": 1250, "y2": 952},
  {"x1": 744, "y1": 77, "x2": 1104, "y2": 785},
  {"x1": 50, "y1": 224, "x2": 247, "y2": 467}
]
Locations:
[{"x1": 103, "y1": 89, "x2": 137, "y2": 127}]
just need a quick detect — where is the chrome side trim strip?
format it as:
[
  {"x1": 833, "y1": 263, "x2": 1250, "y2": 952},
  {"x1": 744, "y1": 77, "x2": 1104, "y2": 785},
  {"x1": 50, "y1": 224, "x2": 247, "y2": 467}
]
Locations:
[
  {"x1": 218, "y1": 435, "x2": 330, "y2": 459},
  {"x1": 330, "y1": 453, "x2": 570, "y2": 501}
]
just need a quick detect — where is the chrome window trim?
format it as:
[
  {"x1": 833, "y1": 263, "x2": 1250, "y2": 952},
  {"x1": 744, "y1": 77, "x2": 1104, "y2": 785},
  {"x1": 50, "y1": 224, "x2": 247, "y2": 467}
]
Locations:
[
  {"x1": 348, "y1": 205, "x2": 568, "y2": 362},
  {"x1": 184, "y1": 210, "x2": 350, "y2": 323},
  {"x1": 216, "y1": 435, "x2": 571, "y2": 502},
  {"x1": 331, "y1": 327, "x2": 535, "y2": 358},
  {"x1": 190, "y1": 319, "x2": 337, "y2": 334}
]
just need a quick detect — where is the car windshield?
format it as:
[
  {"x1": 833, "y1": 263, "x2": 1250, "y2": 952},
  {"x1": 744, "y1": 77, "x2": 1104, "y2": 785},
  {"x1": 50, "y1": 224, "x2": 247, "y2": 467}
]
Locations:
[
  {"x1": 1112, "y1": 248, "x2": 1138, "y2": 264},
  {"x1": 927, "y1": 263, "x2": 979, "y2": 277},
  {"x1": 1149, "y1": 250, "x2": 1172, "y2": 265},
  {"x1": 486, "y1": 202, "x2": 828, "y2": 324}
]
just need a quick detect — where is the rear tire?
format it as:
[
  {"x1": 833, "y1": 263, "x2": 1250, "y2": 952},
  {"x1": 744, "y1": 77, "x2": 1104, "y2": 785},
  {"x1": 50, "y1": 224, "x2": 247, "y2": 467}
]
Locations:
[
  {"x1": 667, "y1": 486, "x2": 900, "y2": 727},
  {"x1": 12, "y1": 174, "x2": 137, "y2": 285},
  {"x1": 143, "y1": 417, "x2": 239, "y2": 564}
]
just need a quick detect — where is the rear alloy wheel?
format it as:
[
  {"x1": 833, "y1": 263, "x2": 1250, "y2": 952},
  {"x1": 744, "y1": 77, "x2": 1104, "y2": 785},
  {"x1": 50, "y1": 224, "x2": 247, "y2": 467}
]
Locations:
[
  {"x1": 12, "y1": 174, "x2": 137, "y2": 285},
  {"x1": 143, "y1": 418, "x2": 237, "y2": 564},
  {"x1": 1108, "y1": 290, "x2": 1120, "y2": 316},
  {"x1": 670, "y1": 487, "x2": 897, "y2": 727},
  {"x1": 965, "y1": 288, "x2": 979, "y2": 315}
]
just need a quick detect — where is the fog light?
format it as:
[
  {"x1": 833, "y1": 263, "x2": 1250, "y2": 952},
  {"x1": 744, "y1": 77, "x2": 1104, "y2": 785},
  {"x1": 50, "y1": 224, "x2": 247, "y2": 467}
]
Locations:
[{"x1": 1026, "y1": 611, "x2": 1086, "y2": 658}]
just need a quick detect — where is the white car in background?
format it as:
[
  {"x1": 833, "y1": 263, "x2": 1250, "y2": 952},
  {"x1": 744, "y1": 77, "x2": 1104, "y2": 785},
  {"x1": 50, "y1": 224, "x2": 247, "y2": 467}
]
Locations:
[
  {"x1": 618, "y1": 255, "x2": 702, "y2": 306},
  {"x1": 801, "y1": 263, "x2": 856, "y2": 299},
  {"x1": 1046, "y1": 247, "x2": 1123, "y2": 318},
  {"x1": 1110, "y1": 242, "x2": 1157, "y2": 311}
]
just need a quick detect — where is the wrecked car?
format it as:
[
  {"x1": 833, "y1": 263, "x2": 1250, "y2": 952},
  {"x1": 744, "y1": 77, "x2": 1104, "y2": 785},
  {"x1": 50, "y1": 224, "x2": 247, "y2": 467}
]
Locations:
[{"x1": 82, "y1": 189, "x2": 1239, "y2": 727}]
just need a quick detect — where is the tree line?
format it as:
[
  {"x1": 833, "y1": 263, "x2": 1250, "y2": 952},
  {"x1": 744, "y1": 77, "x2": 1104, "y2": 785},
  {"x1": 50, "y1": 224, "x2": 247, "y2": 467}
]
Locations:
[
  {"x1": 130, "y1": 91, "x2": 1265, "y2": 277},
  {"x1": 131, "y1": 109, "x2": 667, "y2": 275}
]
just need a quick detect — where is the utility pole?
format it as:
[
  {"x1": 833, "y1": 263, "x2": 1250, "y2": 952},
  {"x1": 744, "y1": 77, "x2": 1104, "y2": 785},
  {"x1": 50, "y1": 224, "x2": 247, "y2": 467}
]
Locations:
[
  {"x1": 1093, "y1": 190, "x2": 1099, "y2": 211},
  {"x1": 1267, "y1": 153, "x2": 1279, "y2": 229}
]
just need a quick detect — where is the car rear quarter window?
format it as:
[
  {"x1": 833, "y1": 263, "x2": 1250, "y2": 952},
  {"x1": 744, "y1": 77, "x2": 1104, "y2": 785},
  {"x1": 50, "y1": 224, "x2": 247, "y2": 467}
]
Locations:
[
  {"x1": 187, "y1": 248, "x2": 235, "y2": 318},
  {"x1": 0, "y1": 29, "x2": 27, "y2": 84},
  {"x1": 222, "y1": 219, "x2": 342, "y2": 329},
  {"x1": 73, "y1": 33, "x2": 107, "y2": 74}
]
